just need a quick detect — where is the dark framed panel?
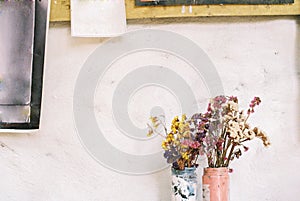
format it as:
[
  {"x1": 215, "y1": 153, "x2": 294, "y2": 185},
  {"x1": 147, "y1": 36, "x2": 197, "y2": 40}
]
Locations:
[
  {"x1": 0, "y1": 0, "x2": 48, "y2": 130},
  {"x1": 135, "y1": 0, "x2": 294, "y2": 6}
]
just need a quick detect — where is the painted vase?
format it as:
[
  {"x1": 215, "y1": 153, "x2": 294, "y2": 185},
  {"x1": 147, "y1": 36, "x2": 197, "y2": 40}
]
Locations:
[
  {"x1": 202, "y1": 167, "x2": 229, "y2": 201},
  {"x1": 171, "y1": 167, "x2": 198, "y2": 201}
]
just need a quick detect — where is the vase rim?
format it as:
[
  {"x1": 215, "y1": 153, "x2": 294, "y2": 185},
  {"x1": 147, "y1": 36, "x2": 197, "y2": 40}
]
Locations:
[
  {"x1": 204, "y1": 167, "x2": 229, "y2": 175},
  {"x1": 205, "y1": 167, "x2": 228, "y2": 169},
  {"x1": 171, "y1": 167, "x2": 197, "y2": 175}
]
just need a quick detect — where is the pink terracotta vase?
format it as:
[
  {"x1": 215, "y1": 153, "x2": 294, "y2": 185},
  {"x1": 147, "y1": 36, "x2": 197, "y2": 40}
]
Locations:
[{"x1": 202, "y1": 167, "x2": 229, "y2": 201}]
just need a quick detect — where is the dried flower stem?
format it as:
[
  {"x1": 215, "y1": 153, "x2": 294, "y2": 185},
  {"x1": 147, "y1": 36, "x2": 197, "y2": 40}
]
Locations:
[{"x1": 226, "y1": 142, "x2": 236, "y2": 167}]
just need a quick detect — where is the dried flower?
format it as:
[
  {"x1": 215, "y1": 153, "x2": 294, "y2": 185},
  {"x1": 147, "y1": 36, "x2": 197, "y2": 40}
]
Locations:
[
  {"x1": 199, "y1": 96, "x2": 270, "y2": 168},
  {"x1": 147, "y1": 95, "x2": 270, "y2": 170},
  {"x1": 147, "y1": 114, "x2": 203, "y2": 170}
]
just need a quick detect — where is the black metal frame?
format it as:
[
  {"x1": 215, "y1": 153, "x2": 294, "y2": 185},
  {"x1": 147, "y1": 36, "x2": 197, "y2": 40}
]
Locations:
[{"x1": 0, "y1": 0, "x2": 48, "y2": 130}]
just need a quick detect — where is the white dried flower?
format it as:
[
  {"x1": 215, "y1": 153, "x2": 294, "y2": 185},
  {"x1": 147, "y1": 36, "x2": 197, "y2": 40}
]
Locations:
[
  {"x1": 228, "y1": 130, "x2": 237, "y2": 138},
  {"x1": 228, "y1": 101, "x2": 239, "y2": 111},
  {"x1": 228, "y1": 120, "x2": 240, "y2": 130},
  {"x1": 244, "y1": 129, "x2": 255, "y2": 140},
  {"x1": 224, "y1": 114, "x2": 232, "y2": 121},
  {"x1": 233, "y1": 136, "x2": 240, "y2": 143}
]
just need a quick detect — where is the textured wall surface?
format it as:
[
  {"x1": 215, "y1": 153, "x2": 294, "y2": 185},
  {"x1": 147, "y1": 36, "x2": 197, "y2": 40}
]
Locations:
[{"x1": 0, "y1": 16, "x2": 299, "y2": 201}]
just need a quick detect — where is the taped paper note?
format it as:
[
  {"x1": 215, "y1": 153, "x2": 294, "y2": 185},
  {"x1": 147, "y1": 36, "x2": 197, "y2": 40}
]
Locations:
[{"x1": 71, "y1": 0, "x2": 127, "y2": 37}]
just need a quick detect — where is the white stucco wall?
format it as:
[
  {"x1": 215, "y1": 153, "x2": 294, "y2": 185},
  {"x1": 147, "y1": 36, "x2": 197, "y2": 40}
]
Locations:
[{"x1": 0, "y1": 16, "x2": 299, "y2": 201}]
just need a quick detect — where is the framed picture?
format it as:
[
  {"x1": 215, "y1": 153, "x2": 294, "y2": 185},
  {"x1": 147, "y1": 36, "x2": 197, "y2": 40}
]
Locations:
[{"x1": 0, "y1": 0, "x2": 48, "y2": 130}]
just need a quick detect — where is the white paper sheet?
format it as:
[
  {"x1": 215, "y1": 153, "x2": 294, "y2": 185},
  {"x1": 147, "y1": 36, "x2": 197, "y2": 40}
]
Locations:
[{"x1": 71, "y1": 0, "x2": 127, "y2": 37}]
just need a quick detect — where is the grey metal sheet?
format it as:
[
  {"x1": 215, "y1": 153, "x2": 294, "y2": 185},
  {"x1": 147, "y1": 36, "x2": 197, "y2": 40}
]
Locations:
[
  {"x1": 0, "y1": 105, "x2": 30, "y2": 123},
  {"x1": 0, "y1": 0, "x2": 48, "y2": 127},
  {"x1": 0, "y1": 1, "x2": 34, "y2": 105}
]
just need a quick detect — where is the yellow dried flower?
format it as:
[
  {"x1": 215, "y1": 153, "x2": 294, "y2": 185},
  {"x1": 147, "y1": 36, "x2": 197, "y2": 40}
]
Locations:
[
  {"x1": 147, "y1": 128, "x2": 154, "y2": 137},
  {"x1": 182, "y1": 152, "x2": 189, "y2": 160},
  {"x1": 161, "y1": 141, "x2": 168, "y2": 150},
  {"x1": 174, "y1": 140, "x2": 180, "y2": 146},
  {"x1": 166, "y1": 133, "x2": 174, "y2": 142},
  {"x1": 150, "y1": 116, "x2": 157, "y2": 124},
  {"x1": 149, "y1": 116, "x2": 160, "y2": 128},
  {"x1": 182, "y1": 131, "x2": 190, "y2": 138},
  {"x1": 171, "y1": 125, "x2": 177, "y2": 133},
  {"x1": 172, "y1": 116, "x2": 179, "y2": 124},
  {"x1": 178, "y1": 123, "x2": 184, "y2": 132}
]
